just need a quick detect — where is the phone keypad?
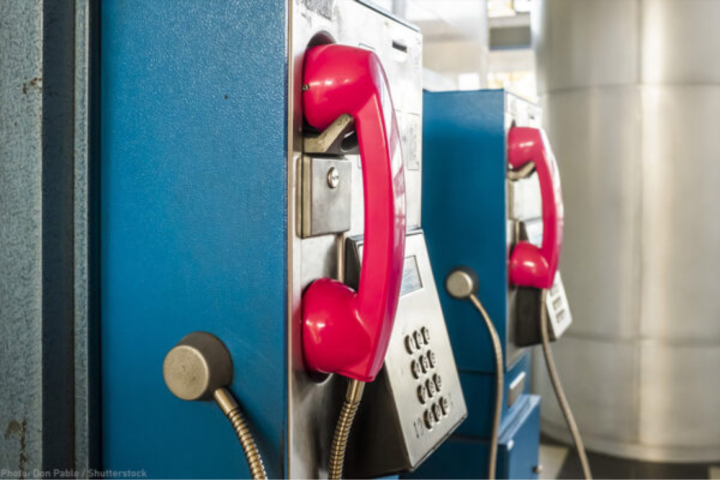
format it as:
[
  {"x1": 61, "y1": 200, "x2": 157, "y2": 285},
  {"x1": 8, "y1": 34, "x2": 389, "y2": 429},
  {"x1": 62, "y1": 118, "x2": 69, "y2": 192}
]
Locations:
[{"x1": 406, "y1": 326, "x2": 450, "y2": 432}]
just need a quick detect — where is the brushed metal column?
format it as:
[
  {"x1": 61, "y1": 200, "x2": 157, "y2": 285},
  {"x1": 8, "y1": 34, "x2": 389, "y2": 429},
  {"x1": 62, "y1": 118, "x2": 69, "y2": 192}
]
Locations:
[{"x1": 533, "y1": 0, "x2": 720, "y2": 462}]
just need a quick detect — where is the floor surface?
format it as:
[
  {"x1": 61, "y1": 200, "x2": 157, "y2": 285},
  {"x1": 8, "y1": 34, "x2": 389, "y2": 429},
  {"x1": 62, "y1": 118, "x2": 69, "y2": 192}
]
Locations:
[{"x1": 539, "y1": 437, "x2": 720, "y2": 480}]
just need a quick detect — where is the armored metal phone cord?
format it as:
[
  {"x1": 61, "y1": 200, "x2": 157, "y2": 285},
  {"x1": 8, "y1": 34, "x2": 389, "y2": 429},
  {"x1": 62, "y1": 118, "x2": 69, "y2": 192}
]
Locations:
[
  {"x1": 540, "y1": 290, "x2": 593, "y2": 480},
  {"x1": 328, "y1": 379, "x2": 365, "y2": 480},
  {"x1": 468, "y1": 294, "x2": 503, "y2": 481},
  {"x1": 214, "y1": 388, "x2": 268, "y2": 480}
]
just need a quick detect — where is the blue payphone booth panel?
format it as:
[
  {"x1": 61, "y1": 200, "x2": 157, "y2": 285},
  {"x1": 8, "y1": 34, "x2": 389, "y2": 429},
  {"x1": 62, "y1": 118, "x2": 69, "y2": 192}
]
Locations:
[
  {"x1": 100, "y1": 2, "x2": 454, "y2": 479},
  {"x1": 100, "y1": 1, "x2": 289, "y2": 478},
  {"x1": 407, "y1": 90, "x2": 542, "y2": 479}
]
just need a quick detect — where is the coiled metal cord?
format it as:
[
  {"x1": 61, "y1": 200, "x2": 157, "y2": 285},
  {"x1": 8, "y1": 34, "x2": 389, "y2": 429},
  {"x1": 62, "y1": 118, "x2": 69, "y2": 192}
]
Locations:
[
  {"x1": 540, "y1": 290, "x2": 592, "y2": 480},
  {"x1": 328, "y1": 379, "x2": 365, "y2": 480},
  {"x1": 214, "y1": 388, "x2": 268, "y2": 480},
  {"x1": 469, "y1": 294, "x2": 503, "y2": 481}
]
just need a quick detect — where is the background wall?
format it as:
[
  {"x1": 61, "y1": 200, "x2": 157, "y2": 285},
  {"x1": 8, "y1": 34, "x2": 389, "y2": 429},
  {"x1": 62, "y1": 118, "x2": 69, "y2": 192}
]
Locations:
[{"x1": 533, "y1": 0, "x2": 720, "y2": 462}]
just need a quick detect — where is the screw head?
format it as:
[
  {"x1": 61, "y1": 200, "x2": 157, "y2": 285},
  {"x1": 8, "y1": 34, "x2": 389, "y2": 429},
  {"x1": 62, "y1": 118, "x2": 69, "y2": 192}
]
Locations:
[{"x1": 327, "y1": 167, "x2": 340, "y2": 189}]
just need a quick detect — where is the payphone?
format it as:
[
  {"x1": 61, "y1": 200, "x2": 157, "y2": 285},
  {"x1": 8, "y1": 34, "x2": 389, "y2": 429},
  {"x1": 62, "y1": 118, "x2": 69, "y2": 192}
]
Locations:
[
  {"x1": 506, "y1": 128, "x2": 573, "y2": 348},
  {"x1": 409, "y1": 90, "x2": 589, "y2": 480},
  {"x1": 100, "y1": 1, "x2": 464, "y2": 478}
]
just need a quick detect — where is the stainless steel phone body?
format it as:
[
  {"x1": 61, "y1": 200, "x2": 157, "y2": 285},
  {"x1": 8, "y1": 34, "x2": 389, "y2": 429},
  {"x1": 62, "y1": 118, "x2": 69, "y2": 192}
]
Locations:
[
  {"x1": 288, "y1": 1, "x2": 464, "y2": 478},
  {"x1": 344, "y1": 231, "x2": 467, "y2": 478}
]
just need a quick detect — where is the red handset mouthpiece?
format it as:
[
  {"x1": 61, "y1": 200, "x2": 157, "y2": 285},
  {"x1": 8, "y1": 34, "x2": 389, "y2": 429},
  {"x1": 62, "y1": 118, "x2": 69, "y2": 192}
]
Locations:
[
  {"x1": 508, "y1": 127, "x2": 564, "y2": 290},
  {"x1": 301, "y1": 45, "x2": 407, "y2": 382}
]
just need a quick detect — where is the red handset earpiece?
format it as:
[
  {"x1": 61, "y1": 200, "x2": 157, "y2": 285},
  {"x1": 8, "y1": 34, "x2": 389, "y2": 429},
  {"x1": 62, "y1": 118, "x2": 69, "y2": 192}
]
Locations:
[
  {"x1": 301, "y1": 45, "x2": 406, "y2": 382},
  {"x1": 508, "y1": 127, "x2": 564, "y2": 290}
]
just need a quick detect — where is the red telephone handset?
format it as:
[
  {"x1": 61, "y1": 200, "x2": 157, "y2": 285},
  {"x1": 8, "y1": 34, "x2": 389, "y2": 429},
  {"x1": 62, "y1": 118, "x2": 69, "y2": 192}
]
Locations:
[
  {"x1": 301, "y1": 45, "x2": 407, "y2": 382},
  {"x1": 508, "y1": 127, "x2": 564, "y2": 290}
]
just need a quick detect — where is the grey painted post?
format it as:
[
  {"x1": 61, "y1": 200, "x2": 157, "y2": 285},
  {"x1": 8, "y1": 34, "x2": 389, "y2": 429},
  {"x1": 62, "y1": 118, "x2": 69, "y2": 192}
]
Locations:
[{"x1": 0, "y1": 0, "x2": 97, "y2": 477}]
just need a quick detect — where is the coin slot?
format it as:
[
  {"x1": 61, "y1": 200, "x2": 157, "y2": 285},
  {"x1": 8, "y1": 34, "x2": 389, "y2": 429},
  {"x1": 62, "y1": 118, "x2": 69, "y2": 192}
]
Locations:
[
  {"x1": 392, "y1": 40, "x2": 408, "y2": 53},
  {"x1": 391, "y1": 39, "x2": 408, "y2": 62}
]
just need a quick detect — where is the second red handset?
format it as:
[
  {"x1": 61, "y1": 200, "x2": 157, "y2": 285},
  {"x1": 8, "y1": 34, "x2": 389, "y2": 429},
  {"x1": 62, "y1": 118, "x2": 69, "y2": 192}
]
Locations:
[{"x1": 508, "y1": 127, "x2": 564, "y2": 290}]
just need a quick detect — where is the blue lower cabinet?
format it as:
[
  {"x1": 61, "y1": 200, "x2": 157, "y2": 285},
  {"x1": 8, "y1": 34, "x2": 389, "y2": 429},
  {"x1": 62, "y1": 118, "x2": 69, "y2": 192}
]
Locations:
[
  {"x1": 499, "y1": 395, "x2": 541, "y2": 480},
  {"x1": 404, "y1": 395, "x2": 541, "y2": 480},
  {"x1": 455, "y1": 354, "x2": 532, "y2": 438},
  {"x1": 100, "y1": 1, "x2": 289, "y2": 477}
]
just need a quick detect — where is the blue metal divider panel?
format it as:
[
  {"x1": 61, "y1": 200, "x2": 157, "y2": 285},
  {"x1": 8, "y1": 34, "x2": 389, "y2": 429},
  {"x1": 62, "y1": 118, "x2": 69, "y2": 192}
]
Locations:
[
  {"x1": 415, "y1": 90, "x2": 541, "y2": 480},
  {"x1": 422, "y1": 90, "x2": 508, "y2": 373},
  {"x1": 100, "y1": 1, "x2": 288, "y2": 478}
]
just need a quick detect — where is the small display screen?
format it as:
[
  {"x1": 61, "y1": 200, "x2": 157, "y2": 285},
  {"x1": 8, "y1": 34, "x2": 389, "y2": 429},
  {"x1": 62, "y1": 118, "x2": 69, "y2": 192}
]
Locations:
[{"x1": 400, "y1": 255, "x2": 423, "y2": 296}]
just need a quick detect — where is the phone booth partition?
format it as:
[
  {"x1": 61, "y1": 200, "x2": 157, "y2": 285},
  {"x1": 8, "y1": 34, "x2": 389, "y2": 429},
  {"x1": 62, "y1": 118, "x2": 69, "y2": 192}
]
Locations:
[
  {"x1": 100, "y1": 1, "x2": 465, "y2": 478},
  {"x1": 408, "y1": 90, "x2": 561, "y2": 480}
]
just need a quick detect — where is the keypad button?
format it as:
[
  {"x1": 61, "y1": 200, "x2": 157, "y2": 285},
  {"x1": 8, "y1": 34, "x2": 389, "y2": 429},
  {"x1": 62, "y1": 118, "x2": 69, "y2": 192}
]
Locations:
[
  {"x1": 411, "y1": 360, "x2": 421, "y2": 379},
  {"x1": 424, "y1": 409, "x2": 434, "y2": 429},
  {"x1": 421, "y1": 327, "x2": 430, "y2": 344},
  {"x1": 405, "y1": 335, "x2": 416, "y2": 354},
  {"x1": 420, "y1": 354, "x2": 430, "y2": 373},
  {"x1": 432, "y1": 403, "x2": 442, "y2": 421},
  {"x1": 427, "y1": 350, "x2": 437, "y2": 368},
  {"x1": 440, "y1": 396, "x2": 450, "y2": 415},
  {"x1": 413, "y1": 330, "x2": 423, "y2": 349},
  {"x1": 426, "y1": 379, "x2": 436, "y2": 398},
  {"x1": 433, "y1": 373, "x2": 443, "y2": 392},
  {"x1": 417, "y1": 385, "x2": 428, "y2": 404}
]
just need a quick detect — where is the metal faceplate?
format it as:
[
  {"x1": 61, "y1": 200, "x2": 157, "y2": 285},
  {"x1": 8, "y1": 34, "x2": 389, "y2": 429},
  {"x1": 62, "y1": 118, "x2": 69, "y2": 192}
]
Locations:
[
  {"x1": 288, "y1": 0, "x2": 424, "y2": 478},
  {"x1": 504, "y1": 92, "x2": 543, "y2": 367},
  {"x1": 344, "y1": 232, "x2": 467, "y2": 477}
]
